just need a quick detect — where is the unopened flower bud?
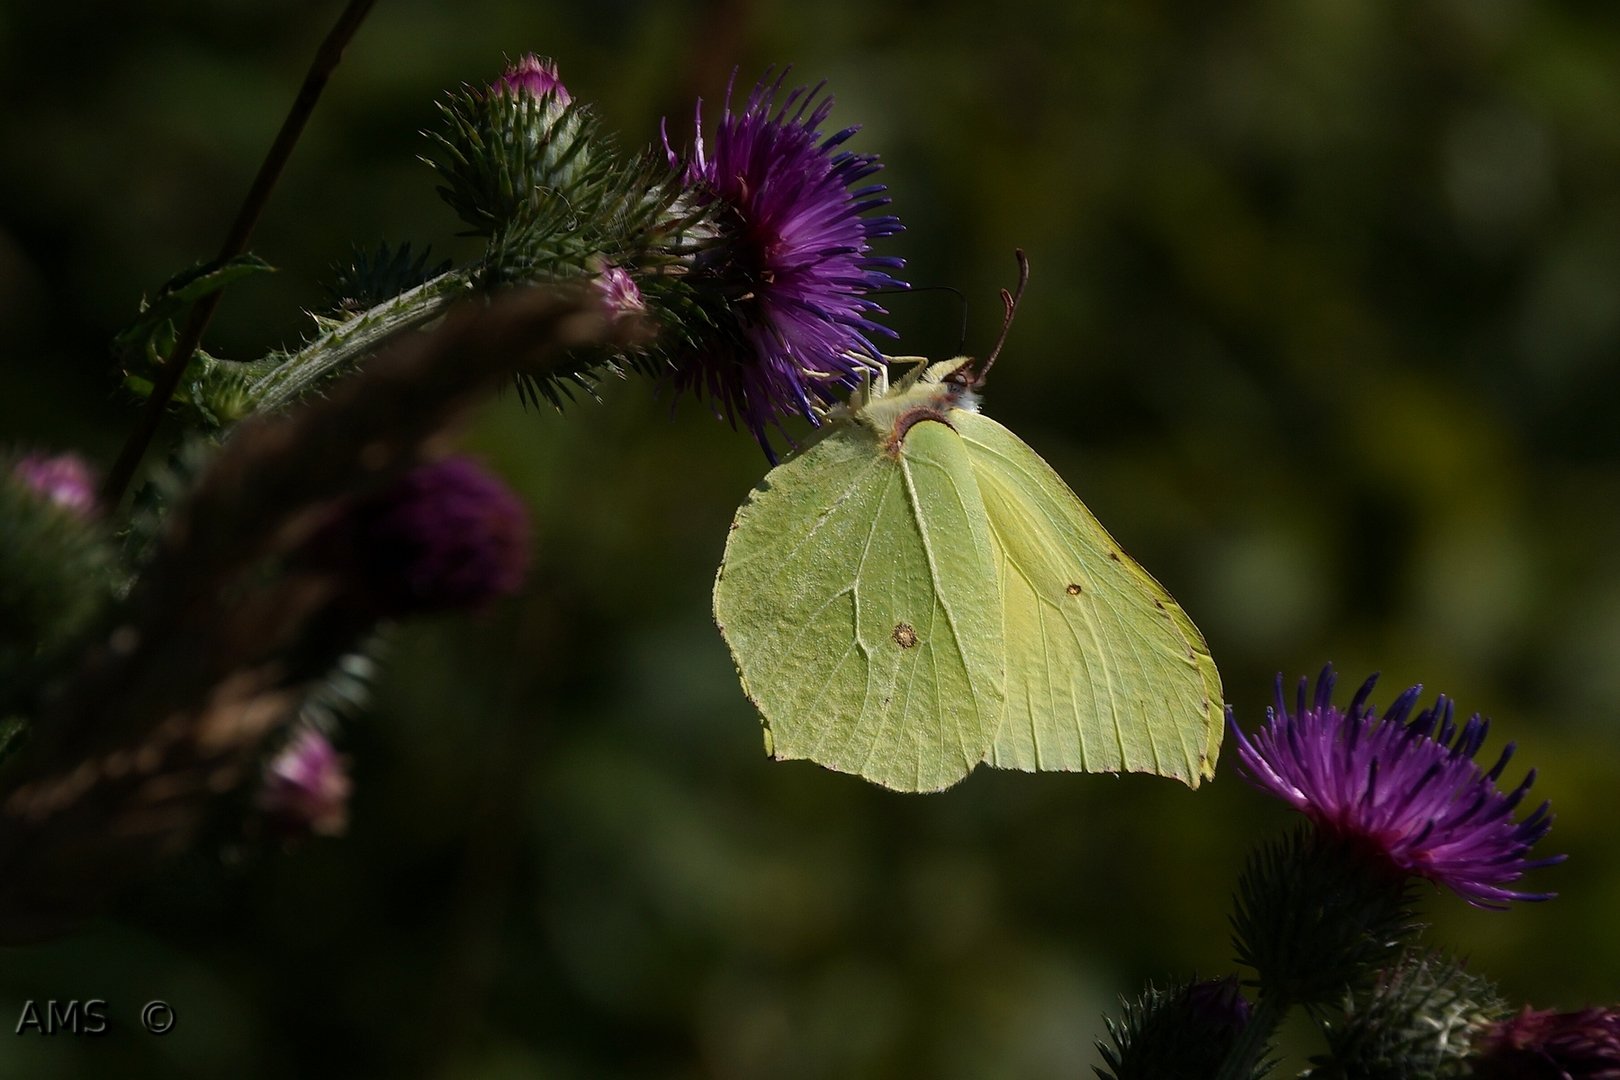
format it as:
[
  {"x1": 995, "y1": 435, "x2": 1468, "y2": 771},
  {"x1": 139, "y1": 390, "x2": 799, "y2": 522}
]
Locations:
[
  {"x1": 494, "y1": 54, "x2": 571, "y2": 104},
  {"x1": 11, "y1": 452, "x2": 97, "y2": 517},
  {"x1": 258, "y1": 728, "x2": 352, "y2": 838}
]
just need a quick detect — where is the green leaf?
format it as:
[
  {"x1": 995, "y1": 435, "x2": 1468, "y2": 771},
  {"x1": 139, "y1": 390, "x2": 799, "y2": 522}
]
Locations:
[
  {"x1": 114, "y1": 253, "x2": 276, "y2": 354},
  {"x1": 153, "y1": 253, "x2": 276, "y2": 308}
]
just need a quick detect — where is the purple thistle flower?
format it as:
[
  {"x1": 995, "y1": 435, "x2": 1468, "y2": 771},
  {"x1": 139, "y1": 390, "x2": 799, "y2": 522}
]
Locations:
[
  {"x1": 11, "y1": 452, "x2": 97, "y2": 517},
  {"x1": 1473, "y1": 1005, "x2": 1620, "y2": 1079},
  {"x1": 494, "y1": 53, "x2": 570, "y2": 104},
  {"x1": 1228, "y1": 665, "x2": 1563, "y2": 909},
  {"x1": 343, "y1": 455, "x2": 531, "y2": 616},
  {"x1": 257, "y1": 728, "x2": 352, "y2": 838},
  {"x1": 662, "y1": 69, "x2": 906, "y2": 457}
]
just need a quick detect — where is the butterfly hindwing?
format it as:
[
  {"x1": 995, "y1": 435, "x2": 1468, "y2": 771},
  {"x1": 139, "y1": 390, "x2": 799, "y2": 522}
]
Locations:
[
  {"x1": 714, "y1": 419, "x2": 1006, "y2": 792},
  {"x1": 952, "y1": 409, "x2": 1221, "y2": 786}
]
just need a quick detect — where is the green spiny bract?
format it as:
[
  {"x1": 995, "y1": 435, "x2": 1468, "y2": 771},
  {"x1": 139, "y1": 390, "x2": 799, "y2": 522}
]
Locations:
[
  {"x1": 424, "y1": 83, "x2": 597, "y2": 240},
  {"x1": 1232, "y1": 827, "x2": 1422, "y2": 1008},
  {"x1": 1095, "y1": 978, "x2": 1264, "y2": 1080},
  {"x1": 500, "y1": 159, "x2": 706, "y2": 408},
  {"x1": 1308, "y1": 950, "x2": 1503, "y2": 1080},
  {"x1": 327, "y1": 242, "x2": 452, "y2": 316}
]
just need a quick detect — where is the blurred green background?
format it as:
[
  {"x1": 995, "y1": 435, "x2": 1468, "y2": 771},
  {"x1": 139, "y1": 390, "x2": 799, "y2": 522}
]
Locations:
[{"x1": 4, "y1": 0, "x2": 1620, "y2": 1075}]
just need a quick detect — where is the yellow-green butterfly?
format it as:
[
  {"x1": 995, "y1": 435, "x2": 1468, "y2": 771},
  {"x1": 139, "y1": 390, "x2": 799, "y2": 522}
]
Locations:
[{"x1": 713, "y1": 262, "x2": 1221, "y2": 792}]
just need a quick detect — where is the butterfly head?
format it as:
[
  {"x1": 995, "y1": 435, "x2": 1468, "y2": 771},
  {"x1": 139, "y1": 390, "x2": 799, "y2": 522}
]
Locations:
[{"x1": 849, "y1": 356, "x2": 981, "y2": 454}]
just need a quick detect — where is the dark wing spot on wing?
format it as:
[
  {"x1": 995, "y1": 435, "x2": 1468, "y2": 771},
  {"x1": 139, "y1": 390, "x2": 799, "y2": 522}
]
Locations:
[
  {"x1": 1065, "y1": 583, "x2": 1083, "y2": 596},
  {"x1": 892, "y1": 622, "x2": 919, "y2": 649}
]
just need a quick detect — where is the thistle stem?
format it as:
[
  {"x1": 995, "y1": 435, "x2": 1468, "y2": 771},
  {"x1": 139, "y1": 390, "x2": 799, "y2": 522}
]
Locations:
[
  {"x1": 101, "y1": 0, "x2": 378, "y2": 507},
  {"x1": 1214, "y1": 993, "x2": 1285, "y2": 1080},
  {"x1": 245, "y1": 270, "x2": 474, "y2": 412}
]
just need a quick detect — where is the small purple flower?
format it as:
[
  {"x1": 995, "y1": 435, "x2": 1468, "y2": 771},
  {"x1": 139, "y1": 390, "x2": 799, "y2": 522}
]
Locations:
[
  {"x1": 594, "y1": 264, "x2": 645, "y2": 321},
  {"x1": 1228, "y1": 665, "x2": 1563, "y2": 908},
  {"x1": 11, "y1": 452, "x2": 97, "y2": 517},
  {"x1": 494, "y1": 53, "x2": 570, "y2": 104},
  {"x1": 345, "y1": 456, "x2": 531, "y2": 616},
  {"x1": 662, "y1": 70, "x2": 905, "y2": 456},
  {"x1": 1473, "y1": 1005, "x2": 1620, "y2": 1079},
  {"x1": 258, "y1": 728, "x2": 352, "y2": 838}
]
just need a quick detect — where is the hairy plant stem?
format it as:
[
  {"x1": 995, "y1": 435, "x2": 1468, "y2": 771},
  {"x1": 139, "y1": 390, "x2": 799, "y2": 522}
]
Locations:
[
  {"x1": 246, "y1": 269, "x2": 475, "y2": 412},
  {"x1": 101, "y1": 0, "x2": 378, "y2": 507}
]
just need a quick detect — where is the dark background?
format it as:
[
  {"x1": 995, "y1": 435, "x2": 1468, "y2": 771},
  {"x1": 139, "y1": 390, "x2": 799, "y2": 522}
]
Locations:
[{"x1": 2, "y1": 1, "x2": 1618, "y2": 1075}]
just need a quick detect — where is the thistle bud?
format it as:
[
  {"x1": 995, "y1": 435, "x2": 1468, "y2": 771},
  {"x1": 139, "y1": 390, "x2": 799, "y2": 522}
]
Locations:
[
  {"x1": 1472, "y1": 1005, "x2": 1620, "y2": 1079},
  {"x1": 494, "y1": 54, "x2": 571, "y2": 105},
  {"x1": 11, "y1": 452, "x2": 97, "y2": 518},
  {"x1": 426, "y1": 55, "x2": 593, "y2": 236},
  {"x1": 2, "y1": 454, "x2": 114, "y2": 686},
  {"x1": 593, "y1": 264, "x2": 645, "y2": 321},
  {"x1": 1096, "y1": 977, "x2": 1259, "y2": 1080},
  {"x1": 1318, "y1": 950, "x2": 1503, "y2": 1078},
  {"x1": 257, "y1": 728, "x2": 352, "y2": 838}
]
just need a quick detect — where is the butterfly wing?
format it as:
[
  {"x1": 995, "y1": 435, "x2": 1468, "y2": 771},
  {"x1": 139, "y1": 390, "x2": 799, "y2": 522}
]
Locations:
[
  {"x1": 953, "y1": 410, "x2": 1221, "y2": 786},
  {"x1": 714, "y1": 420, "x2": 1006, "y2": 792}
]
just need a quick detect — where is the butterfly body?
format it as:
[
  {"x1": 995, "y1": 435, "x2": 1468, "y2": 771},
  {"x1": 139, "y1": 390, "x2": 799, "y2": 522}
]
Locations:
[{"x1": 714, "y1": 357, "x2": 1221, "y2": 792}]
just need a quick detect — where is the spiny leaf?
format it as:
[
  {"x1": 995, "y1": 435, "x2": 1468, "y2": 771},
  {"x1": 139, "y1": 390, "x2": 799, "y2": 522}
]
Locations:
[{"x1": 113, "y1": 254, "x2": 276, "y2": 355}]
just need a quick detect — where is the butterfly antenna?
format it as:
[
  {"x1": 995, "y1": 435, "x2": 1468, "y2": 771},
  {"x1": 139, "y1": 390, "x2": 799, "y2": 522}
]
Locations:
[
  {"x1": 976, "y1": 249, "x2": 1030, "y2": 386},
  {"x1": 869, "y1": 284, "x2": 970, "y2": 352}
]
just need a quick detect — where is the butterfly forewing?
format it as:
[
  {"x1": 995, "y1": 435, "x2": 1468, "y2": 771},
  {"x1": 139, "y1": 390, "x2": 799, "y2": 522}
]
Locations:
[
  {"x1": 953, "y1": 411, "x2": 1221, "y2": 786},
  {"x1": 714, "y1": 420, "x2": 1006, "y2": 792}
]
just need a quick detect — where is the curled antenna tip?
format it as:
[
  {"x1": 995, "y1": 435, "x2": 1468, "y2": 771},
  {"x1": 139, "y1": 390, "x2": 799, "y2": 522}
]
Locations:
[{"x1": 976, "y1": 248, "x2": 1031, "y2": 385}]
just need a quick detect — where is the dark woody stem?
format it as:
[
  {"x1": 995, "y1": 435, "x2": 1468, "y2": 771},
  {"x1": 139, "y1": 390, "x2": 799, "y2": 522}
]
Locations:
[{"x1": 101, "y1": 0, "x2": 379, "y2": 507}]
